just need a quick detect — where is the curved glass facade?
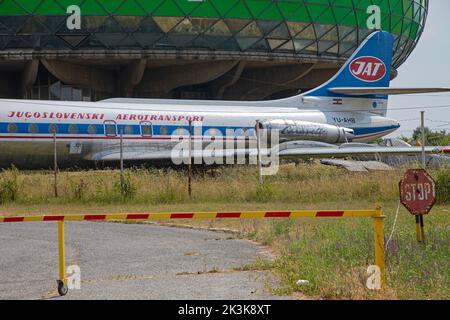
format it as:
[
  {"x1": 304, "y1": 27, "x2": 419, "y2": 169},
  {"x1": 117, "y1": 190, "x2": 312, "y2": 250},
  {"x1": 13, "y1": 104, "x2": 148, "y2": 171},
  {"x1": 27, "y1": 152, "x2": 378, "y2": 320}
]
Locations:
[{"x1": 0, "y1": 0, "x2": 428, "y2": 68}]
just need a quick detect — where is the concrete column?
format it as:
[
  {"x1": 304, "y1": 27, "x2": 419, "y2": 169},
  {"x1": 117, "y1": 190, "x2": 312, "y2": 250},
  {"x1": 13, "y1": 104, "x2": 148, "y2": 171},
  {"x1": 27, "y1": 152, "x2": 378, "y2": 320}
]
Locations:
[
  {"x1": 21, "y1": 59, "x2": 39, "y2": 96},
  {"x1": 120, "y1": 59, "x2": 147, "y2": 97},
  {"x1": 209, "y1": 61, "x2": 246, "y2": 99}
]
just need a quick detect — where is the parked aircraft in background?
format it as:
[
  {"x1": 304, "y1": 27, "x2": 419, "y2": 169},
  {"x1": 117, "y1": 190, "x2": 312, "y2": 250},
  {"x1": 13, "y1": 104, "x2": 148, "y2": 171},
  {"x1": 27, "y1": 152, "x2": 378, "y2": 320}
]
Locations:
[{"x1": 0, "y1": 31, "x2": 449, "y2": 169}]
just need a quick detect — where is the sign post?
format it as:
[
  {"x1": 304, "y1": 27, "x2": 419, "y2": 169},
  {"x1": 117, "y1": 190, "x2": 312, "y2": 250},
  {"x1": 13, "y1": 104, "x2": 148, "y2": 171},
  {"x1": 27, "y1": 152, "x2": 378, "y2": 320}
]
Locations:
[{"x1": 399, "y1": 169, "x2": 436, "y2": 243}]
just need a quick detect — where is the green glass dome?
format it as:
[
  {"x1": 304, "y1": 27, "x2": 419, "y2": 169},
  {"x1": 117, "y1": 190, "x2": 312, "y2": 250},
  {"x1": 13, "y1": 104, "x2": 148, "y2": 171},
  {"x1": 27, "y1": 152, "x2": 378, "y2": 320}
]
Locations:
[{"x1": 0, "y1": 0, "x2": 428, "y2": 68}]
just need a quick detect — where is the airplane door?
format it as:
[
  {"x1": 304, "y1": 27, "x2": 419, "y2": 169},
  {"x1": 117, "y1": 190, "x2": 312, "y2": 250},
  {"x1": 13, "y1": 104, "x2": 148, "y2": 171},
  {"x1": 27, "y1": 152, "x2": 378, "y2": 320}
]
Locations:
[
  {"x1": 140, "y1": 121, "x2": 153, "y2": 137},
  {"x1": 104, "y1": 120, "x2": 117, "y2": 137}
]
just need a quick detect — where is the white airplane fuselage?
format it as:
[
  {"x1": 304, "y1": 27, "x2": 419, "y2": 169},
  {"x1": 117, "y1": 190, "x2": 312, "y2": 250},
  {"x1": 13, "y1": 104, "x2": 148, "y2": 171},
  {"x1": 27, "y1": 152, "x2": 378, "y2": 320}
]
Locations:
[
  {"x1": 0, "y1": 98, "x2": 400, "y2": 169},
  {"x1": 2, "y1": 31, "x2": 447, "y2": 169}
]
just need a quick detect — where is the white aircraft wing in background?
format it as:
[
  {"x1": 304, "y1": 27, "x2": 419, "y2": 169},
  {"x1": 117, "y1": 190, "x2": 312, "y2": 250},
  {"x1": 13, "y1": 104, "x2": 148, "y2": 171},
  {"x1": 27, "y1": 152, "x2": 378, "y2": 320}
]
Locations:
[
  {"x1": 276, "y1": 146, "x2": 446, "y2": 159},
  {"x1": 328, "y1": 87, "x2": 450, "y2": 96},
  {"x1": 88, "y1": 145, "x2": 448, "y2": 162}
]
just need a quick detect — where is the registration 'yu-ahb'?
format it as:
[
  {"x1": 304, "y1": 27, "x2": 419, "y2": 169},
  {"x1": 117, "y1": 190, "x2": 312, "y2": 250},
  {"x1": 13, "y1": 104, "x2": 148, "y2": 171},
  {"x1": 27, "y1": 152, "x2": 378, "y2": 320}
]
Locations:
[{"x1": 0, "y1": 31, "x2": 448, "y2": 169}]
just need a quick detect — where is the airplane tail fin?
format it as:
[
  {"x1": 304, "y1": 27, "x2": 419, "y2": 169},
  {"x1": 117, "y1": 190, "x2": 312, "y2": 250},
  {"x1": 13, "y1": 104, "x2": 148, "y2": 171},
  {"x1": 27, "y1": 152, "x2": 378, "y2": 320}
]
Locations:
[{"x1": 302, "y1": 31, "x2": 394, "y2": 99}]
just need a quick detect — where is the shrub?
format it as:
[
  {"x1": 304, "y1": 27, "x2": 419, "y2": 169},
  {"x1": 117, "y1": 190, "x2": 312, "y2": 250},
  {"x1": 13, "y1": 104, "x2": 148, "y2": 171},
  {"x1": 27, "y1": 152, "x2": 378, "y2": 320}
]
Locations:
[
  {"x1": 115, "y1": 171, "x2": 137, "y2": 200},
  {"x1": 249, "y1": 182, "x2": 276, "y2": 202},
  {"x1": 434, "y1": 166, "x2": 449, "y2": 204},
  {"x1": 0, "y1": 166, "x2": 22, "y2": 203}
]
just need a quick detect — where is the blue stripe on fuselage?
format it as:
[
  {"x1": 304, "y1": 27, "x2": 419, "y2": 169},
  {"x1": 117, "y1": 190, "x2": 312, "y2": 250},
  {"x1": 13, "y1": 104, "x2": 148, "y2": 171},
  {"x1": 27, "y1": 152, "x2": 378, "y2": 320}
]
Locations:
[
  {"x1": 351, "y1": 125, "x2": 400, "y2": 136},
  {"x1": 0, "y1": 122, "x2": 399, "y2": 139}
]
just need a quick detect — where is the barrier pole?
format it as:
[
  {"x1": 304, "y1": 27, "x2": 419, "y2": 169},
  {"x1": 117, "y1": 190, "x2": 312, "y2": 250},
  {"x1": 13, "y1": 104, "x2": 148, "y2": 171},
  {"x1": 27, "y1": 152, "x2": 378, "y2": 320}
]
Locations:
[
  {"x1": 373, "y1": 209, "x2": 386, "y2": 288},
  {"x1": 415, "y1": 215, "x2": 423, "y2": 242},
  {"x1": 57, "y1": 221, "x2": 68, "y2": 296},
  {"x1": 419, "y1": 214, "x2": 425, "y2": 244}
]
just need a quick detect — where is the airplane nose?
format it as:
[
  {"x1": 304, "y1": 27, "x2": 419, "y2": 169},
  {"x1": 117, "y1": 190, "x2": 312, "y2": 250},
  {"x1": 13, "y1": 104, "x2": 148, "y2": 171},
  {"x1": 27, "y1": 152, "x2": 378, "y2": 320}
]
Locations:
[{"x1": 387, "y1": 118, "x2": 401, "y2": 129}]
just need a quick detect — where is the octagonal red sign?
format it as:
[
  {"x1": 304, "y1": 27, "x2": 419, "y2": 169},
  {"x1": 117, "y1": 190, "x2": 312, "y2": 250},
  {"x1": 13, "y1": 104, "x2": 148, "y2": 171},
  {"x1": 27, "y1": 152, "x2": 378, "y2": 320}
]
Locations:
[{"x1": 399, "y1": 169, "x2": 436, "y2": 215}]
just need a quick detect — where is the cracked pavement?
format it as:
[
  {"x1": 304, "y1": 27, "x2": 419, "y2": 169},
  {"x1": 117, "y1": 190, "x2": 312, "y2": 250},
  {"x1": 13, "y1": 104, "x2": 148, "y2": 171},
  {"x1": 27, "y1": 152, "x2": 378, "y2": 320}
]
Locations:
[{"x1": 0, "y1": 221, "x2": 289, "y2": 300}]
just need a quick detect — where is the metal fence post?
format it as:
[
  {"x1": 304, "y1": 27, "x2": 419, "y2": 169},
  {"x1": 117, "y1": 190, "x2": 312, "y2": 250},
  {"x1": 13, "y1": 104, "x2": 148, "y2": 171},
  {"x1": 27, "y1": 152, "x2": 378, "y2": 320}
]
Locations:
[
  {"x1": 120, "y1": 128, "x2": 125, "y2": 194},
  {"x1": 188, "y1": 120, "x2": 193, "y2": 198},
  {"x1": 53, "y1": 132, "x2": 58, "y2": 198},
  {"x1": 255, "y1": 120, "x2": 263, "y2": 184}
]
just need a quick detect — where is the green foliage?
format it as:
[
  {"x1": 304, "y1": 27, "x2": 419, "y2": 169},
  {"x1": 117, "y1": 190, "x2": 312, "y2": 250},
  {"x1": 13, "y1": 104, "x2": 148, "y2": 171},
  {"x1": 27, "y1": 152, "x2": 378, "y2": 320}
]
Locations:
[
  {"x1": 248, "y1": 182, "x2": 277, "y2": 203},
  {"x1": 412, "y1": 127, "x2": 450, "y2": 146},
  {"x1": 115, "y1": 170, "x2": 137, "y2": 200},
  {"x1": 258, "y1": 218, "x2": 296, "y2": 245},
  {"x1": 0, "y1": 166, "x2": 22, "y2": 203},
  {"x1": 267, "y1": 211, "x2": 449, "y2": 299},
  {"x1": 70, "y1": 179, "x2": 87, "y2": 201},
  {"x1": 152, "y1": 183, "x2": 180, "y2": 204},
  {"x1": 0, "y1": 164, "x2": 438, "y2": 206},
  {"x1": 434, "y1": 166, "x2": 450, "y2": 204}
]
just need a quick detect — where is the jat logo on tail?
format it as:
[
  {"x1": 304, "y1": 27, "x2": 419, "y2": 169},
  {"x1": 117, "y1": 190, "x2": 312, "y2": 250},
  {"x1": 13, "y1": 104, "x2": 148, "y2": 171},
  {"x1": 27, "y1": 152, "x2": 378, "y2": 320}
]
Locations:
[{"x1": 349, "y1": 56, "x2": 386, "y2": 82}]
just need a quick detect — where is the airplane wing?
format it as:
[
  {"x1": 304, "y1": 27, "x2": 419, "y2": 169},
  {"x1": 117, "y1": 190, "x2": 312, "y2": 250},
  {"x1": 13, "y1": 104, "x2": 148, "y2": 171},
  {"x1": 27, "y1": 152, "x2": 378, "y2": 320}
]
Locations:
[
  {"x1": 277, "y1": 146, "x2": 444, "y2": 159},
  {"x1": 89, "y1": 148, "x2": 252, "y2": 161},
  {"x1": 328, "y1": 87, "x2": 450, "y2": 96},
  {"x1": 88, "y1": 145, "x2": 447, "y2": 162}
]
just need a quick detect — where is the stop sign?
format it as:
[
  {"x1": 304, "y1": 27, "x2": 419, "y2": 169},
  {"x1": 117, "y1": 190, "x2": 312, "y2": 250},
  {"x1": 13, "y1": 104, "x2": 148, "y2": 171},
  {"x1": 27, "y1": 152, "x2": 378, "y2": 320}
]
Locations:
[{"x1": 399, "y1": 169, "x2": 436, "y2": 215}]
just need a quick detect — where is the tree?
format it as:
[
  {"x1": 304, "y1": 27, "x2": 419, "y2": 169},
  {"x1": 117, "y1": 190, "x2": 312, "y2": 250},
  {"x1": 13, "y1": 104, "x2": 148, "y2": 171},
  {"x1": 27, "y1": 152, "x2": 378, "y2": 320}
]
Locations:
[{"x1": 412, "y1": 127, "x2": 450, "y2": 146}]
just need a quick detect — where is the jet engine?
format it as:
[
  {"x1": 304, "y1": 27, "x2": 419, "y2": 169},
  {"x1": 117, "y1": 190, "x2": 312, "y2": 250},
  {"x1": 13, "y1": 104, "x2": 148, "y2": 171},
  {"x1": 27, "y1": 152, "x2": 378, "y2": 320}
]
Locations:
[{"x1": 258, "y1": 119, "x2": 354, "y2": 144}]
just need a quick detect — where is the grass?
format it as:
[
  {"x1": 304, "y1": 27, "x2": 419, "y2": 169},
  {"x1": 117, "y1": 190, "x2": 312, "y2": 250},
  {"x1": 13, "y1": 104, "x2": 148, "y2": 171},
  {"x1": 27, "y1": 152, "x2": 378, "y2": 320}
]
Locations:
[
  {"x1": 0, "y1": 164, "x2": 415, "y2": 206},
  {"x1": 0, "y1": 163, "x2": 448, "y2": 300},
  {"x1": 257, "y1": 205, "x2": 449, "y2": 299}
]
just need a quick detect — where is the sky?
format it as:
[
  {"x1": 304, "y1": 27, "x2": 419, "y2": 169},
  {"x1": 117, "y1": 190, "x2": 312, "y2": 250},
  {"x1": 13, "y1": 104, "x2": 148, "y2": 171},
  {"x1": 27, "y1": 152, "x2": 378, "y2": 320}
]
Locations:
[{"x1": 387, "y1": 0, "x2": 450, "y2": 138}]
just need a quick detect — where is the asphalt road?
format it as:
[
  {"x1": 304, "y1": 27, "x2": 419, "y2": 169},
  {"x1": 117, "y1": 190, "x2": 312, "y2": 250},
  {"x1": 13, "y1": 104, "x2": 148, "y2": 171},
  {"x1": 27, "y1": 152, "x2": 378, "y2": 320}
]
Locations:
[{"x1": 0, "y1": 222, "x2": 287, "y2": 300}]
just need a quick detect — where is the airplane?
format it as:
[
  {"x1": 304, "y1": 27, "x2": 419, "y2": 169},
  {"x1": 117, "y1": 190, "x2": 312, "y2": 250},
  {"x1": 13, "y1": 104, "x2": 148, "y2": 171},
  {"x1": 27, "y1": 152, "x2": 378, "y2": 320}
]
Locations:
[{"x1": 0, "y1": 30, "x2": 449, "y2": 169}]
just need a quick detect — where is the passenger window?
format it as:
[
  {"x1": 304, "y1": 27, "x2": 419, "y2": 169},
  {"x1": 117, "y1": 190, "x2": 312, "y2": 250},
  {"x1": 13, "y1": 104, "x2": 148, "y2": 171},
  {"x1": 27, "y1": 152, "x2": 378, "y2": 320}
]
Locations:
[
  {"x1": 160, "y1": 126, "x2": 168, "y2": 135},
  {"x1": 207, "y1": 128, "x2": 222, "y2": 137},
  {"x1": 7, "y1": 123, "x2": 17, "y2": 133},
  {"x1": 226, "y1": 128, "x2": 235, "y2": 138},
  {"x1": 49, "y1": 124, "x2": 58, "y2": 134},
  {"x1": 87, "y1": 125, "x2": 97, "y2": 134},
  {"x1": 174, "y1": 126, "x2": 188, "y2": 136},
  {"x1": 28, "y1": 124, "x2": 39, "y2": 134},
  {"x1": 68, "y1": 124, "x2": 78, "y2": 134},
  {"x1": 235, "y1": 128, "x2": 246, "y2": 138}
]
